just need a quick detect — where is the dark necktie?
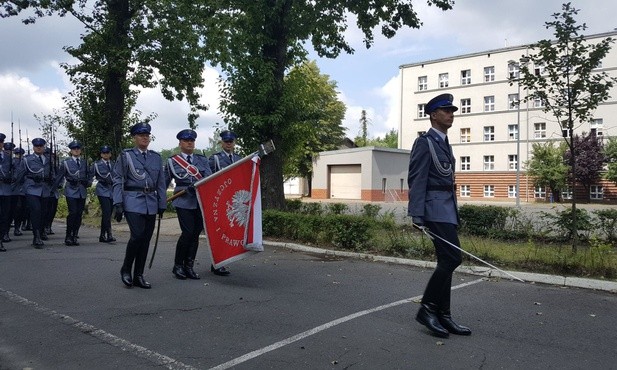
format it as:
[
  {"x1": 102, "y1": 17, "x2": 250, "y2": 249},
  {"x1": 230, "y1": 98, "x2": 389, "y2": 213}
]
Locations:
[
  {"x1": 38, "y1": 155, "x2": 44, "y2": 164},
  {"x1": 142, "y1": 152, "x2": 147, "y2": 161},
  {"x1": 444, "y1": 136, "x2": 451, "y2": 155},
  {"x1": 229, "y1": 154, "x2": 233, "y2": 163},
  {"x1": 76, "y1": 158, "x2": 80, "y2": 168},
  {"x1": 187, "y1": 155, "x2": 192, "y2": 164},
  {"x1": 106, "y1": 161, "x2": 111, "y2": 172}
]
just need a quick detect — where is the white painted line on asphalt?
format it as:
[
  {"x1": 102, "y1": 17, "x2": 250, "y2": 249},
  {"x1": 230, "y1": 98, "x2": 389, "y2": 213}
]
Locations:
[
  {"x1": 0, "y1": 288, "x2": 197, "y2": 370},
  {"x1": 209, "y1": 278, "x2": 485, "y2": 370}
]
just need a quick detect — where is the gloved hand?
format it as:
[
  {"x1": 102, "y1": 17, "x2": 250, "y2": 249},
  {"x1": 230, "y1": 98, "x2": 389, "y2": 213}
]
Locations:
[
  {"x1": 114, "y1": 204, "x2": 124, "y2": 222},
  {"x1": 185, "y1": 185, "x2": 195, "y2": 196},
  {"x1": 412, "y1": 217, "x2": 424, "y2": 227},
  {"x1": 158, "y1": 208, "x2": 165, "y2": 217}
]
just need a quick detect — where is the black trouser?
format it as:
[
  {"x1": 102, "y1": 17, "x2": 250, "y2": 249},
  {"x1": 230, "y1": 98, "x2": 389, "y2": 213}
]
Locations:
[
  {"x1": 11, "y1": 195, "x2": 26, "y2": 229},
  {"x1": 122, "y1": 212, "x2": 156, "y2": 277},
  {"x1": 421, "y1": 221, "x2": 462, "y2": 312},
  {"x1": 66, "y1": 197, "x2": 86, "y2": 235},
  {"x1": 25, "y1": 195, "x2": 50, "y2": 233},
  {"x1": 175, "y1": 207, "x2": 204, "y2": 266},
  {"x1": 97, "y1": 196, "x2": 113, "y2": 234},
  {"x1": 45, "y1": 196, "x2": 59, "y2": 229},
  {"x1": 0, "y1": 195, "x2": 11, "y2": 237}
]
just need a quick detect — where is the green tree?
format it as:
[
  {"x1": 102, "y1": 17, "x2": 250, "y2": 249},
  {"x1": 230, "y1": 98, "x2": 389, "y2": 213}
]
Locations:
[
  {"x1": 526, "y1": 141, "x2": 569, "y2": 202},
  {"x1": 215, "y1": 0, "x2": 455, "y2": 210},
  {"x1": 2, "y1": 0, "x2": 214, "y2": 152},
  {"x1": 357, "y1": 110, "x2": 370, "y2": 147},
  {"x1": 604, "y1": 137, "x2": 617, "y2": 184},
  {"x1": 366, "y1": 129, "x2": 399, "y2": 148},
  {"x1": 516, "y1": 2, "x2": 617, "y2": 248},
  {"x1": 564, "y1": 132, "x2": 605, "y2": 201},
  {"x1": 282, "y1": 60, "x2": 346, "y2": 196}
]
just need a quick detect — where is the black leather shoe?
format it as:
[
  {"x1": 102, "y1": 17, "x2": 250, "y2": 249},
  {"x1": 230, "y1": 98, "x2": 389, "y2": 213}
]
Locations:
[
  {"x1": 184, "y1": 260, "x2": 200, "y2": 280},
  {"x1": 40, "y1": 231, "x2": 48, "y2": 241},
  {"x1": 71, "y1": 236, "x2": 80, "y2": 246},
  {"x1": 13, "y1": 228, "x2": 22, "y2": 236},
  {"x1": 133, "y1": 275, "x2": 151, "y2": 289},
  {"x1": 121, "y1": 269, "x2": 133, "y2": 287},
  {"x1": 0, "y1": 242, "x2": 6, "y2": 252},
  {"x1": 211, "y1": 264, "x2": 230, "y2": 276},
  {"x1": 416, "y1": 304, "x2": 449, "y2": 338},
  {"x1": 172, "y1": 265, "x2": 187, "y2": 280},
  {"x1": 438, "y1": 313, "x2": 471, "y2": 336},
  {"x1": 2, "y1": 233, "x2": 11, "y2": 243},
  {"x1": 32, "y1": 231, "x2": 44, "y2": 249},
  {"x1": 65, "y1": 236, "x2": 75, "y2": 246}
]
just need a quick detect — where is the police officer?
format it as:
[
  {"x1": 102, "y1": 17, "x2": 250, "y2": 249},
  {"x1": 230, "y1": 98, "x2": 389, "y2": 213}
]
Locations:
[
  {"x1": 207, "y1": 129, "x2": 241, "y2": 276},
  {"x1": 0, "y1": 134, "x2": 11, "y2": 251},
  {"x1": 44, "y1": 147, "x2": 60, "y2": 238},
  {"x1": 165, "y1": 129, "x2": 212, "y2": 280},
  {"x1": 112, "y1": 122, "x2": 167, "y2": 289},
  {"x1": 10, "y1": 147, "x2": 26, "y2": 237},
  {"x1": 0, "y1": 140, "x2": 16, "y2": 246},
  {"x1": 408, "y1": 93, "x2": 471, "y2": 338},
  {"x1": 15, "y1": 138, "x2": 52, "y2": 248},
  {"x1": 54, "y1": 141, "x2": 93, "y2": 246},
  {"x1": 208, "y1": 130, "x2": 241, "y2": 173},
  {"x1": 93, "y1": 145, "x2": 116, "y2": 243}
]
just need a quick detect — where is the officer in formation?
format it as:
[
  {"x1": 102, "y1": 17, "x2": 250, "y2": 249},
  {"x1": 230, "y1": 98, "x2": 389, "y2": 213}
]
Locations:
[
  {"x1": 15, "y1": 138, "x2": 53, "y2": 248},
  {"x1": 206, "y1": 129, "x2": 241, "y2": 276},
  {"x1": 54, "y1": 141, "x2": 93, "y2": 246},
  {"x1": 92, "y1": 145, "x2": 116, "y2": 243},
  {"x1": 165, "y1": 129, "x2": 212, "y2": 280},
  {"x1": 407, "y1": 93, "x2": 471, "y2": 339},
  {"x1": 10, "y1": 147, "x2": 26, "y2": 238},
  {"x1": 112, "y1": 122, "x2": 167, "y2": 289},
  {"x1": 0, "y1": 134, "x2": 11, "y2": 252},
  {"x1": 43, "y1": 148, "x2": 60, "y2": 237}
]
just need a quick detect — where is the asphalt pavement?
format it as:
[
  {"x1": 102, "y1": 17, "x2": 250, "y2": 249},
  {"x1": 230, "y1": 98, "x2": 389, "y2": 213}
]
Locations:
[{"x1": 0, "y1": 218, "x2": 616, "y2": 369}]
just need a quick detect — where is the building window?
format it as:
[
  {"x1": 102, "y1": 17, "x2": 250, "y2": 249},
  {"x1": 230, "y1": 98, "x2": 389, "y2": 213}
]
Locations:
[
  {"x1": 439, "y1": 73, "x2": 449, "y2": 88},
  {"x1": 418, "y1": 76, "x2": 428, "y2": 91},
  {"x1": 533, "y1": 96, "x2": 544, "y2": 108},
  {"x1": 484, "y1": 66, "x2": 495, "y2": 82},
  {"x1": 418, "y1": 104, "x2": 427, "y2": 118},
  {"x1": 534, "y1": 63, "x2": 546, "y2": 76},
  {"x1": 460, "y1": 128, "x2": 471, "y2": 143},
  {"x1": 508, "y1": 154, "x2": 518, "y2": 170},
  {"x1": 461, "y1": 69, "x2": 471, "y2": 85},
  {"x1": 562, "y1": 186, "x2": 573, "y2": 200},
  {"x1": 483, "y1": 126, "x2": 495, "y2": 142},
  {"x1": 508, "y1": 63, "x2": 520, "y2": 79},
  {"x1": 460, "y1": 185, "x2": 471, "y2": 197},
  {"x1": 460, "y1": 98, "x2": 471, "y2": 114},
  {"x1": 483, "y1": 155, "x2": 494, "y2": 171},
  {"x1": 484, "y1": 96, "x2": 495, "y2": 112},
  {"x1": 534, "y1": 186, "x2": 546, "y2": 199},
  {"x1": 508, "y1": 124, "x2": 519, "y2": 140},
  {"x1": 508, "y1": 185, "x2": 517, "y2": 198},
  {"x1": 590, "y1": 118, "x2": 604, "y2": 136},
  {"x1": 590, "y1": 185, "x2": 604, "y2": 200},
  {"x1": 534, "y1": 122, "x2": 546, "y2": 139},
  {"x1": 483, "y1": 185, "x2": 495, "y2": 197},
  {"x1": 460, "y1": 156, "x2": 471, "y2": 171},
  {"x1": 508, "y1": 93, "x2": 519, "y2": 110}
]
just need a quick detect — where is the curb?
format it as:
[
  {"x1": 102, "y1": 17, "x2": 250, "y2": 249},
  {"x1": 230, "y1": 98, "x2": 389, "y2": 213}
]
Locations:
[{"x1": 264, "y1": 241, "x2": 617, "y2": 294}]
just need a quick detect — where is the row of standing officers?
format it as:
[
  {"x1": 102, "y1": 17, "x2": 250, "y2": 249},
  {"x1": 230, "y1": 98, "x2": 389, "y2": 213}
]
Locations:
[{"x1": 0, "y1": 125, "x2": 241, "y2": 290}]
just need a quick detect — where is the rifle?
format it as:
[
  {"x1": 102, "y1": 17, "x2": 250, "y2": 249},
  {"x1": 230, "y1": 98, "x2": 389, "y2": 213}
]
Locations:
[
  {"x1": 25, "y1": 128, "x2": 30, "y2": 155},
  {"x1": 166, "y1": 140, "x2": 275, "y2": 203},
  {"x1": 9, "y1": 114, "x2": 14, "y2": 179}
]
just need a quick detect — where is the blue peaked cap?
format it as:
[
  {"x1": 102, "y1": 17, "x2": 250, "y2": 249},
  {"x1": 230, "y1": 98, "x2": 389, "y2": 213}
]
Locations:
[
  {"x1": 425, "y1": 93, "x2": 458, "y2": 115},
  {"x1": 130, "y1": 122, "x2": 152, "y2": 136},
  {"x1": 176, "y1": 129, "x2": 197, "y2": 141}
]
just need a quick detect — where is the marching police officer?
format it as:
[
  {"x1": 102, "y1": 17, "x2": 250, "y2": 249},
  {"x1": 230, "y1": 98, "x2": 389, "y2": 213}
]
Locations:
[
  {"x1": 54, "y1": 141, "x2": 93, "y2": 246},
  {"x1": 0, "y1": 135, "x2": 11, "y2": 252},
  {"x1": 10, "y1": 147, "x2": 26, "y2": 238},
  {"x1": 207, "y1": 129, "x2": 241, "y2": 276},
  {"x1": 92, "y1": 145, "x2": 116, "y2": 243},
  {"x1": 15, "y1": 138, "x2": 52, "y2": 248},
  {"x1": 408, "y1": 93, "x2": 471, "y2": 338},
  {"x1": 44, "y1": 148, "x2": 60, "y2": 238},
  {"x1": 165, "y1": 129, "x2": 212, "y2": 280},
  {"x1": 112, "y1": 122, "x2": 167, "y2": 289}
]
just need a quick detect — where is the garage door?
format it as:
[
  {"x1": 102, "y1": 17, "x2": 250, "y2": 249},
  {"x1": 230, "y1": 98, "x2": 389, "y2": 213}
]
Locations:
[{"x1": 329, "y1": 165, "x2": 361, "y2": 200}]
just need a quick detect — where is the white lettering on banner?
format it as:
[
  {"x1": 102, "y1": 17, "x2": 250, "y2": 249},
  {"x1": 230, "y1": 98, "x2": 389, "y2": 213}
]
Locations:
[
  {"x1": 221, "y1": 233, "x2": 243, "y2": 247},
  {"x1": 216, "y1": 178, "x2": 233, "y2": 196}
]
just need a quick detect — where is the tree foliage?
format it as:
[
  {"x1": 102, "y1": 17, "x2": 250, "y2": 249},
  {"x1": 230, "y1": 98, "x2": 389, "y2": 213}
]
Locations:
[
  {"x1": 515, "y1": 2, "x2": 617, "y2": 247},
  {"x1": 281, "y1": 61, "x2": 346, "y2": 194},
  {"x1": 356, "y1": 128, "x2": 399, "y2": 148},
  {"x1": 214, "y1": 0, "x2": 455, "y2": 209},
  {"x1": 564, "y1": 132, "x2": 605, "y2": 199},
  {"x1": 604, "y1": 137, "x2": 617, "y2": 184},
  {"x1": 526, "y1": 141, "x2": 568, "y2": 201}
]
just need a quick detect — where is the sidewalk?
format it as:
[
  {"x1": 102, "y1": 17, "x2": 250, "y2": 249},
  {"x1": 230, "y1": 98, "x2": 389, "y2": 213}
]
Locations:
[{"x1": 111, "y1": 216, "x2": 617, "y2": 294}]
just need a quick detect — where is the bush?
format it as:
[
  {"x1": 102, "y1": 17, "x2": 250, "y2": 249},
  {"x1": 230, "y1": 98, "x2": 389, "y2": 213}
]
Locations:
[
  {"x1": 593, "y1": 209, "x2": 617, "y2": 244},
  {"x1": 362, "y1": 204, "x2": 382, "y2": 219},
  {"x1": 327, "y1": 202, "x2": 349, "y2": 215},
  {"x1": 301, "y1": 202, "x2": 323, "y2": 215},
  {"x1": 284, "y1": 198, "x2": 303, "y2": 213},
  {"x1": 459, "y1": 204, "x2": 510, "y2": 236},
  {"x1": 540, "y1": 208, "x2": 592, "y2": 241}
]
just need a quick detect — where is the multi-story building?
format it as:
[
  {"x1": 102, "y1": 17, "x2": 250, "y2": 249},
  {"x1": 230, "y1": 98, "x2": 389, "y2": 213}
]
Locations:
[{"x1": 399, "y1": 31, "x2": 617, "y2": 203}]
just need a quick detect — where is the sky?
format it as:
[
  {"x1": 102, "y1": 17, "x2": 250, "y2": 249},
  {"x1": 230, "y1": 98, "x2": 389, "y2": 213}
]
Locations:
[{"x1": 1, "y1": 0, "x2": 616, "y2": 152}]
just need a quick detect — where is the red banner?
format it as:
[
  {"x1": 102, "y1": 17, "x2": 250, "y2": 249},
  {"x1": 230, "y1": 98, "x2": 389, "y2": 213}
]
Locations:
[{"x1": 195, "y1": 154, "x2": 263, "y2": 268}]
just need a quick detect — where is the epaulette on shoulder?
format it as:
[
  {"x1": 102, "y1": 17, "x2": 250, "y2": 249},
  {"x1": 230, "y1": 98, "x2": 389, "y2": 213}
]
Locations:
[
  {"x1": 193, "y1": 153, "x2": 207, "y2": 159},
  {"x1": 147, "y1": 150, "x2": 161, "y2": 156},
  {"x1": 122, "y1": 148, "x2": 132, "y2": 153}
]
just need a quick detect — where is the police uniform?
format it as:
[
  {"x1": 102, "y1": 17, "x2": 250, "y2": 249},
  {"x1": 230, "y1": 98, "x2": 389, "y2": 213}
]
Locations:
[
  {"x1": 93, "y1": 145, "x2": 116, "y2": 243},
  {"x1": 165, "y1": 129, "x2": 212, "y2": 280},
  {"x1": 0, "y1": 135, "x2": 11, "y2": 251},
  {"x1": 15, "y1": 138, "x2": 52, "y2": 248},
  {"x1": 54, "y1": 141, "x2": 93, "y2": 246},
  {"x1": 408, "y1": 93, "x2": 471, "y2": 338},
  {"x1": 208, "y1": 130, "x2": 242, "y2": 173},
  {"x1": 10, "y1": 148, "x2": 26, "y2": 238},
  {"x1": 112, "y1": 122, "x2": 167, "y2": 289},
  {"x1": 43, "y1": 147, "x2": 61, "y2": 237}
]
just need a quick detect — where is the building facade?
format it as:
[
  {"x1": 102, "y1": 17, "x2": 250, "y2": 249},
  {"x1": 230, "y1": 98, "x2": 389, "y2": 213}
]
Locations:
[{"x1": 399, "y1": 31, "x2": 617, "y2": 203}]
